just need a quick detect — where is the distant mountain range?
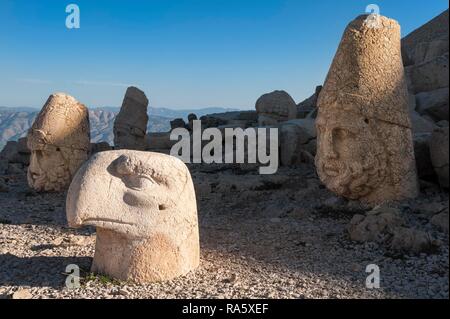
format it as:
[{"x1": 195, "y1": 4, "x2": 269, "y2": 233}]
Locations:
[
  {"x1": 93, "y1": 106, "x2": 241, "y2": 119},
  {"x1": 0, "y1": 106, "x2": 240, "y2": 148},
  {"x1": 0, "y1": 106, "x2": 241, "y2": 119}
]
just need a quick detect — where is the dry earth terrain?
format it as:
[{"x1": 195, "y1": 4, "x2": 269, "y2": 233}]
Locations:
[{"x1": 0, "y1": 164, "x2": 448, "y2": 299}]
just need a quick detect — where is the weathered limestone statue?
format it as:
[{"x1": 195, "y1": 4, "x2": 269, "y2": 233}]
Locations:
[
  {"x1": 113, "y1": 87, "x2": 149, "y2": 150},
  {"x1": 315, "y1": 14, "x2": 419, "y2": 205},
  {"x1": 27, "y1": 93, "x2": 90, "y2": 192},
  {"x1": 66, "y1": 150, "x2": 200, "y2": 283},
  {"x1": 255, "y1": 90, "x2": 297, "y2": 126}
]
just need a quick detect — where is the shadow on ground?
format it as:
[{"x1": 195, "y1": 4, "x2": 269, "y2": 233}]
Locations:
[{"x1": 0, "y1": 254, "x2": 92, "y2": 288}]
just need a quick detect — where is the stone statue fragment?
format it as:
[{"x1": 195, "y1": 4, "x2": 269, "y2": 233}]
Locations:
[
  {"x1": 315, "y1": 15, "x2": 419, "y2": 204},
  {"x1": 27, "y1": 93, "x2": 90, "y2": 192},
  {"x1": 66, "y1": 150, "x2": 200, "y2": 283},
  {"x1": 113, "y1": 87, "x2": 149, "y2": 150}
]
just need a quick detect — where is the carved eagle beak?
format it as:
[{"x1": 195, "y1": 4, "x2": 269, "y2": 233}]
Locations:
[{"x1": 66, "y1": 152, "x2": 137, "y2": 232}]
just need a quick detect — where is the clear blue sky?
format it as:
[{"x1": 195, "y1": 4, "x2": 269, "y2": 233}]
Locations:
[{"x1": 0, "y1": 0, "x2": 448, "y2": 109}]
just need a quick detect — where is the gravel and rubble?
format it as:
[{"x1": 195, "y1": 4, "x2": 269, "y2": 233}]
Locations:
[{"x1": 0, "y1": 165, "x2": 448, "y2": 299}]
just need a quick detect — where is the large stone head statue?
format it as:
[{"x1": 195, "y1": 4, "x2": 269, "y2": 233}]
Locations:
[
  {"x1": 27, "y1": 93, "x2": 90, "y2": 192},
  {"x1": 66, "y1": 150, "x2": 200, "y2": 283},
  {"x1": 255, "y1": 90, "x2": 297, "y2": 126},
  {"x1": 113, "y1": 87, "x2": 149, "y2": 150},
  {"x1": 315, "y1": 15, "x2": 419, "y2": 205}
]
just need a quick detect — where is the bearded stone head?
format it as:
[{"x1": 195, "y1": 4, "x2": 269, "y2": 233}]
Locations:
[
  {"x1": 27, "y1": 93, "x2": 90, "y2": 192},
  {"x1": 66, "y1": 150, "x2": 200, "y2": 283},
  {"x1": 315, "y1": 111, "x2": 389, "y2": 200},
  {"x1": 315, "y1": 14, "x2": 419, "y2": 205}
]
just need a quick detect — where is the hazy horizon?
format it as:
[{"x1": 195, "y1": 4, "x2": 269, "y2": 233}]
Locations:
[
  {"x1": 0, "y1": 104, "x2": 248, "y2": 111},
  {"x1": 1, "y1": 0, "x2": 448, "y2": 110}
]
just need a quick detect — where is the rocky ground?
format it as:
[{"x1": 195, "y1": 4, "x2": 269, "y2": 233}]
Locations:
[{"x1": 0, "y1": 164, "x2": 448, "y2": 299}]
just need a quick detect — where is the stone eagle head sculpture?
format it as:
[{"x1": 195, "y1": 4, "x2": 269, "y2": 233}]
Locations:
[{"x1": 66, "y1": 150, "x2": 200, "y2": 283}]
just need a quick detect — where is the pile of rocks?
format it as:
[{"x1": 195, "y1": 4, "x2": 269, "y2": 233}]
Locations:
[
  {"x1": 402, "y1": 10, "x2": 449, "y2": 187},
  {"x1": 348, "y1": 206, "x2": 438, "y2": 254},
  {"x1": 145, "y1": 110, "x2": 260, "y2": 155},
  {"x1": 0, "y1": 137, "x2": 30, "y2": 175}
]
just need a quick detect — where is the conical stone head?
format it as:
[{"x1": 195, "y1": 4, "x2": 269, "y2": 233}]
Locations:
[
  {"x1": 315, "y1": 15, "x2": 419, "y2": 205},
  {"x1": 27, "y1": 93, "x2": 90, "y2": 192}
]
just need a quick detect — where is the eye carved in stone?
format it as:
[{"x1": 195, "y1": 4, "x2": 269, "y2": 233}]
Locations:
[
  {"x1": 125, "y1": 174, "x2": 157, "y2": 191},
  {"x1": 334, "y1": 128, "x2": 355, "y2": 139}
]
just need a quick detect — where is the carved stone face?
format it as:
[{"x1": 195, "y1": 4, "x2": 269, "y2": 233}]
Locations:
[
  {"x1": 66, "y1": 150, "x2": 200, "y2": 283},
  {"x1": 315, "y1": 110, "x2": 387, "y2": 200},
  {"x1": 28, "y1": 139, "x2": 71, "y2": 192},
  {"x1": 314, "y1": 14, "x2": 419, "y2": 204},
  {"x1": 27, "y1": 93, "x2": 90, "y2": 192}
]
